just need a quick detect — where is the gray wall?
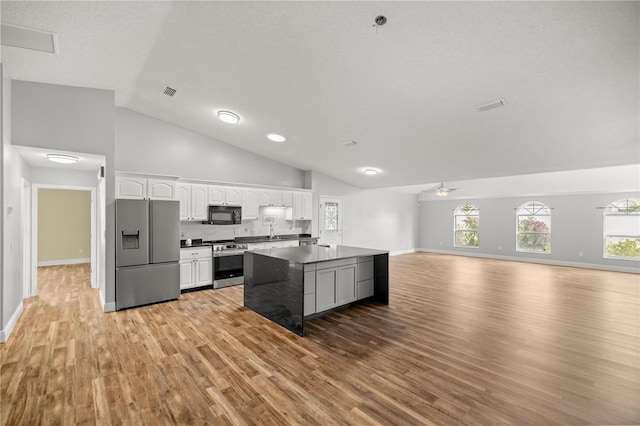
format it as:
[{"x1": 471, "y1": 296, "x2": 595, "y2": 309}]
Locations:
[
  {"x1": 116, "y1": 108, "x2": 305, "y2": 188},
  {"x1": 12, "y1": 80, "x2": 116, "y2": 308},
  {"x1": 310, "y1": 171, "x2": 418, "y2": 254},
  {"x1": 418, "y1": 192, "x2": 640, "y2": 272}
]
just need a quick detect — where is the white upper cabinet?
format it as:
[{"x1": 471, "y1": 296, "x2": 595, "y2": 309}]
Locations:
[
  {"x1": 258, "y1": 190, "x2": 287, "y2": 207},
  {"x1": 177, "y1": 183, "x2": 208, "y2": 221},
  {"x1": 208, "y1": 185, "x2": 225, "y2": 205},
  {"x1": 147, "y1": 179, "x2": 176, "y2": 200},
  {"x1": 270, "y1": 191, "x2": 283, "y2": 207},
  {"x1": 226, "y1": 188, "x2": 242, "y2": 206},
  {"x1": 282, "y1": 191, "x2": 293, "y2": 207},
  {"x1": 242, "y1": 189, "x2": 259, "y2": 220},
  {"x1": 175, "y1": 183, "x2": 191, "y2": 221},
  {"x1": 291, "y1": 192, "x2": 313, "y2": 220},
  {"x1": 116, "y1": 176, "x2": 147, "y2": 199},
  {"x1": 191, "y1": 185, "x2": 208, "y2": 220},
  {"x1": 116, "y1": 176, "x2": 176, "y2": 200},
  {"x1": 209, "y1": 185, "x2": 242, "y2": 206},
  {"x1": 258, "y1": 190, "x2": 271, "y2": 206}
]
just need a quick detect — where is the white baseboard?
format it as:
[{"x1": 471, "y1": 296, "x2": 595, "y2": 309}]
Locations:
[
  {"x1": 0, "y1": 301, "x2": 24, "y2": 343},
  {"x1": 99, "y1": 289, "x2": 116, "y2": 312},
  {"x1": 38, "y1": 258, "x2": 91, "y2": 267},
  {"x1": 415, "y1": 248, "x2": 640, "y2": 274},
  {"x1": 390, "y1": 248, "x2": 416, "y2": 256}
]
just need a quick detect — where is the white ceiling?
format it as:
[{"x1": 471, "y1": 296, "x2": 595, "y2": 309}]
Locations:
[
  {"x1": 14, "y1": 145, "x2": 105, "y2": 172},
  {"x1": 1, "y1": 1, "x2": 639, "y2": 191}
]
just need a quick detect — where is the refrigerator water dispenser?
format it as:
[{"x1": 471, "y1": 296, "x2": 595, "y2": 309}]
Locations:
[{"x1": 122, "y1": 230, "x2": 140, "y2": 250}]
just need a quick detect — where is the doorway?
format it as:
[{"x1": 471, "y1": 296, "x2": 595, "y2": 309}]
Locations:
[
  {"x1": 318, "y1": 196, "x2": 343, "y2": 246},
  {"x1": 30, "y1": 185, "x2": 97, "y2": 297}
]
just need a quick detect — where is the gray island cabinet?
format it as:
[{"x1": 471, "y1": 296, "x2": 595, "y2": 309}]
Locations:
[{"x1": 244, "y1": 245, "x2": 389, "y2": 336}]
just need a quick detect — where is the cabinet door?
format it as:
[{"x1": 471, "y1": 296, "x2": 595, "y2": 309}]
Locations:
[
  {"x1": 191, "y1": 185, "x2": 208, "y2": 221},
  {"x1": 316, "y1": 267, "x2": 338, "y2": 312},
  {"x1": 258, "y1": 190, "x2": 271, "y2": 206},
  {"x1": 147, "y1": 179, "x2": 176, "y2": 200},
  {"x1": 282, "y1": 191, "x2": 293, "y2": 207},
  {"x1": 270, "y1": 191, "x2": 283, "y2": 206},
  {"x1": 301, "y1": 192, "x2": 313, "y2": 220},
  {"x1": 175, "y1": 184, "x2": 191, "y2": 221},
  {"x1": 195, "y1": 257, "x2": 213, "y2": 286},
  {"x1": 116, "y1": 177, "x2": 146, "y2": 199},
  {"x1": 180, "y1": 260, "x2": 194, "y2": 290},
  {"x1": 208, "y1": 185, "x2": 225, "y2": 205},
  {"x1": 337, "y1": 264, "x2": 357, "y2": 305},
  {"x1": 226, "y1": 188, "x2": 242, "y2": 206},
  {"x1": 292, "y1": 192, "x2": 303, "y2": 219},
  {"x1": 242, "y1": 189, "x2": 259, "y2": 220}
]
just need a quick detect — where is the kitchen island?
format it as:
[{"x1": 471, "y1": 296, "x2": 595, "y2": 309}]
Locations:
[{"x1": 244, "y1": 245, "x2": 389, "y2": 336}]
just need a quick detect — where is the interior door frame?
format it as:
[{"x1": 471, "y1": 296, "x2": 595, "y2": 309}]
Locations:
[
  {"x1": 318, "y1": 196, "x2": 344, "y2": 246},
  {"x1": 31, "y1": 184, "x2": 98, "y2": 297}
]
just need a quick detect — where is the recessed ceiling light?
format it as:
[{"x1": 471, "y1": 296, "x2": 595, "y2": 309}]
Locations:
[
  {"x1": 363, "y1": 168, "x2": 379, "y2": 176},
  {"x1": 217, "y1": 110, "x2": 240, "y2": 124},
  {"x1": 267, "y1": 133, "x2": 286, "y2": 143},
  {"x1": 47, "y1": 154, "x2": 78, "y2": 164}
]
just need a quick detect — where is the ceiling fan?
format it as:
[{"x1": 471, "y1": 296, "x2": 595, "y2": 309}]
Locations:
[{"x1": 427, "y1": 182, "x2": 460, "y2": 197}]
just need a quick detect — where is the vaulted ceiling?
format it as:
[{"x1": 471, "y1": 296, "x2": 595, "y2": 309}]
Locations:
[{"x1": 2, "y1": 1, "x2": 638, "y2": 191}]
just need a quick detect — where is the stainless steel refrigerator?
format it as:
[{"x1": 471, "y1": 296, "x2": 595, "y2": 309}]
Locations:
[{"x1": 116, "y1": 199, "x2": 180, "y2": 310}]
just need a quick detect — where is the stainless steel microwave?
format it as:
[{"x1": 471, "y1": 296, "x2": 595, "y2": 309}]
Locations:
[{"x1": 203, "y1": 205, "x2": 242, "y2": 225}]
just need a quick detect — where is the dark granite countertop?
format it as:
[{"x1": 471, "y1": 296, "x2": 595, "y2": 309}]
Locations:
[
  {"x1": 248, "y1": 245, "x2": 388, "y2": 264},
  {"x1": 235, "y1": 234, "x2": 317, "y2": 244}
]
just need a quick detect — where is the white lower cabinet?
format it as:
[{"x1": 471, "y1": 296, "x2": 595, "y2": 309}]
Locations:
[{"x1": 180, "y1": 247, "x2": 212, "y2": 290}]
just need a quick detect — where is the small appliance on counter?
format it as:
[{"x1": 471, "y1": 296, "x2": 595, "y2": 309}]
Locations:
[{"x1": 115, "y1": 199, "x2": 180, "y2": 310}]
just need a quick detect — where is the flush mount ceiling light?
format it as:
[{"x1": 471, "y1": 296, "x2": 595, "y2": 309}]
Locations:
[
  {"x1": 217, "y1": 110, "x2": 240, "y2": 124},
  {"x1": 363, "y1": 168, "x2": 379, "y2": 176},
  {"x1": 267, "y1": 133, "x2": 286, "y2": 143},
  {"x1": 47, "y1": 154, "x2": 78, "y2": 164}
]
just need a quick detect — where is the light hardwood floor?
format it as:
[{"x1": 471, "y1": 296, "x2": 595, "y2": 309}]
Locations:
[{"x1": 1, "y1": 254, "x2": 638, "y2": 425}]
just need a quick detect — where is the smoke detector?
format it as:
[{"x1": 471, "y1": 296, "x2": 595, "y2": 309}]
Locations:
[{"x1": 374, "y1": 15, "x2": 387, "y2": 26}]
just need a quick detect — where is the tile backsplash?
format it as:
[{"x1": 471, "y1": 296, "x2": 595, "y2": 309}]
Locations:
[{"x1": 180, "y1": 206, "x2": 311, "y2": 241}]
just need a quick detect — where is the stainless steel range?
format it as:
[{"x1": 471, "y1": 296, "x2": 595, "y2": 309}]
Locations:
[{"x1": 210, "y1": 241, "x2": 248, "y2": 289}]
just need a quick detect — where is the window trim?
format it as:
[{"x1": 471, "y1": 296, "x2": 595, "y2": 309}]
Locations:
[
  {"x1": 603, "y1": 198, "x2": 640, "y2": 261},
  {"x1": 516, "y1": 201, "x2": 551, "y2": 254},
  {"x1": 453, "y1": 203, "x2": 480, "y2": 248}
]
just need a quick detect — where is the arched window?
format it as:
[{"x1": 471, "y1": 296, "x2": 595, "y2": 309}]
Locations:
[
  {"x1": 516, "y1": 201, "x2": 551, "y2": 253},
  {"x1": 454, "y1": 204, "x2": 479, "y2": 247},
  {"x1": 603, "y1": 198, "x2": 640, "y2": 260}
]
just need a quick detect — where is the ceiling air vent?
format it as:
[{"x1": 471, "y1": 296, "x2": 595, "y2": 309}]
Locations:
[
  {"x1": 163, "y1": 86, "x2": 177, "y2": 97},
  {"x1": 475, "y1": 98, "x2": 506, "y2": 112},
  {"x1": 1, "y1": 23, "x2": 58, "y2": 54},
  {"x1": 341, "y1": 140, "x2": 358, "y2": 147}
]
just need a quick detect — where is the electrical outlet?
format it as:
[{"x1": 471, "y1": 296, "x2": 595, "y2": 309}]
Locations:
[
  {"x1": 579, "y1": 251, "x2": 583, "y2": 257},
  {"x1": 498, "y1": 245, "x2": 502, "y2": 250},
  {"x1": 439, "y1": 241, "x2": 443, "y2": 246}
]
